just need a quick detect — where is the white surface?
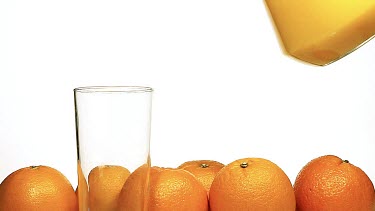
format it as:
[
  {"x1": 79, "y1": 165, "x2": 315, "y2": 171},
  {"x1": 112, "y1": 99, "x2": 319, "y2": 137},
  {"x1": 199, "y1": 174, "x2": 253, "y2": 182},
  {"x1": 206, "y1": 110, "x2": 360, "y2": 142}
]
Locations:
[{"x1": 1, "y1": 0, "x2": 374, "y2": 188}]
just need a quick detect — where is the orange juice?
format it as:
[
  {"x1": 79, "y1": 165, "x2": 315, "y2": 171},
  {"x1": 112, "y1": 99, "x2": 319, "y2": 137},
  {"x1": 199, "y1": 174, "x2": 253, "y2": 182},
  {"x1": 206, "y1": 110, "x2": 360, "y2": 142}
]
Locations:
[
  {"x1": 77, "y1": 161, "x2": 89, "y2": 211},
  {"x1": 265, "y1": 0, "x2": 375, "y2": 66}
]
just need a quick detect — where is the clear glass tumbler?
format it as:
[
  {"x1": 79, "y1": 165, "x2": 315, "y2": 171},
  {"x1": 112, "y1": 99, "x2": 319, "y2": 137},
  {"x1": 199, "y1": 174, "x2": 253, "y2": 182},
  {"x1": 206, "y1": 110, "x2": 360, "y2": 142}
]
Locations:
[{"x1": 74, "y1": 86, "x2": 153, "y2": 211}]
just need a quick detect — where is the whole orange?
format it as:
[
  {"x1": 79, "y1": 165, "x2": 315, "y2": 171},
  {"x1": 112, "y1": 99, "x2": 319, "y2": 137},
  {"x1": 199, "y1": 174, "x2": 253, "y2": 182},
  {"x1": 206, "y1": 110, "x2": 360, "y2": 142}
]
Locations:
[
  {"x1": 294, "y1": 155, "x2": 375, "y2": 211},
  {"x1": 118, "y1": 166, "x2": 209, "y2": 211},
  {"x1": 88, "y1": 165, "x2": 130, "y2": 211},
  {"x1": 0, "y1": 165, "x2": 78, "y2": 211},
  {"x1": 177, "y1": 160, "x2": 224, "y2": 192},
  {"x1": 209, "y1": 157, "x2": 296, "y2": 211}
]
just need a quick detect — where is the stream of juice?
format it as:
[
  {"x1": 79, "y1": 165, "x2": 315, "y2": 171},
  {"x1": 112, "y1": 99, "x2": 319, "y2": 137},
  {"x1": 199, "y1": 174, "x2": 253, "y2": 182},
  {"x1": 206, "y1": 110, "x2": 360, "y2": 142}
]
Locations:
[{"x1": 77, "y1": 161, "x2": 89, "y2": 211}]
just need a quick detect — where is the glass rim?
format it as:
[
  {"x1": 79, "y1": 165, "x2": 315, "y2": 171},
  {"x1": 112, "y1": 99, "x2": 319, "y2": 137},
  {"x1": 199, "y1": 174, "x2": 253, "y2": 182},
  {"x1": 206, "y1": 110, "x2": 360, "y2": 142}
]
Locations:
[{"x1": 74, "y1": 86, "x2": 153, "y2": 93}]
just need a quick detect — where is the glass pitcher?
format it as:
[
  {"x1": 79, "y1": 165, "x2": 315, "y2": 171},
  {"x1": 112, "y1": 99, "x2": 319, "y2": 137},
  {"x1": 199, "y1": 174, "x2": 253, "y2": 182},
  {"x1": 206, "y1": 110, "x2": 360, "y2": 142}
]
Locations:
[{"x1": 264, "y1": 0, "x2": 375, "y2": 66}]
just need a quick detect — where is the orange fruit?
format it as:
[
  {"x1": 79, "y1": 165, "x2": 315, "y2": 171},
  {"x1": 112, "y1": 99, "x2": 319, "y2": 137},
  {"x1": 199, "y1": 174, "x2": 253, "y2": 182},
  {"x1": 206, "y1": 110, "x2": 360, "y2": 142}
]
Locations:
[
  {"x1": 117, "y1": 164, "x2": 150, "y2": 211},
  {"x1": 0, "y1": 165, "x2": 78, "y2": 211},
  {"x1": 209, "y1": 157, "x2": 296, "y2": 211},
  {"x1": 88, "y1": 165, "x2": 130, "y2": 211},
  {"x1": 177, "y1": 160, "x2": 224, "y2": 192},
  {"x1": 118, "y1": 166, "x2": 209, "y2": 211},
  {"x1": 294, "y1": 154, "x2": 375, "y2": 211},
  {"x1": 76, "y1": 161, "x2": 89, "y2": 211}
]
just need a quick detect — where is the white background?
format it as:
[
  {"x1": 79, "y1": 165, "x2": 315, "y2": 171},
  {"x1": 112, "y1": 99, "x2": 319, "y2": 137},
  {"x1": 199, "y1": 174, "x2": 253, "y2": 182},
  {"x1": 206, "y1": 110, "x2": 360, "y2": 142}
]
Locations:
[{"x1": 1, "y1": 0, "x2": 374, "y2": 188}]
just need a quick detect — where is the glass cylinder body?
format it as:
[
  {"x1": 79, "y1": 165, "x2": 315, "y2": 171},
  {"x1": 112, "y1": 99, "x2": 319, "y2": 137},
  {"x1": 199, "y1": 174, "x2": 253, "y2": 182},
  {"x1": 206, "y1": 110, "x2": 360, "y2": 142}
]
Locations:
[{"x1": 74, "y1": 86, "x2": 152, "y2": 211}]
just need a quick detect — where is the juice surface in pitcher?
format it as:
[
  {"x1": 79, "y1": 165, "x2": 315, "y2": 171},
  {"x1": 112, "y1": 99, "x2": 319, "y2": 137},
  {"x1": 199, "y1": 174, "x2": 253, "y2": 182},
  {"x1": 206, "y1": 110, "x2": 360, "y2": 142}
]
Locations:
[{"x1": 265, "y1": 0, "x2": 375, "y2": 66}]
